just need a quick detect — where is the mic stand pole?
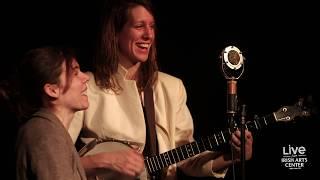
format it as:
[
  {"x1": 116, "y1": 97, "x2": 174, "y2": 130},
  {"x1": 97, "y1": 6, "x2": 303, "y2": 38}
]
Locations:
[
  {"x1": 227, "y1": 79, "x2": 238, "y2": 180},
  {"x1": 228, "y1": 112, "x2": 237, "y2": 180},
  {"x1": 240, "y1": 104, "x2": 246, "y2": 180}
]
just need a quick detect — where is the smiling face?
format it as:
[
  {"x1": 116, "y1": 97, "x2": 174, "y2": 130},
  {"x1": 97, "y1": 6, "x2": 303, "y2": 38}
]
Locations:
[
  {"x1": 117, "y1": 5, "x2": 155, "y2": 68},
  {"x1": 57, "y1": 58, "x2": 89, "y2": 112}
]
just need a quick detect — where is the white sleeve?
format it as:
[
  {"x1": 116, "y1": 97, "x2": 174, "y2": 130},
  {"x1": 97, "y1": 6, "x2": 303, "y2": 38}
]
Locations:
[{"x1": 174, "y1": 80, "x2": 228, "y2": 178}]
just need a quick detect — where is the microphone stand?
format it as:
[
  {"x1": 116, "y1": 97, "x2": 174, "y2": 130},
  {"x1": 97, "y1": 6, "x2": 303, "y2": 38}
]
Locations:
[
  {"x1": 228, "y1": 95, "x2": 246, "y2": 180},
  {"x1": 240, "y1": 104, "x2": 246, "y2": 180},
  {"x1": 220, "y1": 45, "x2": 246, "y2": 180},
  {"x1": 226, "y1": 78, "x2": 238, "y2": 180}
]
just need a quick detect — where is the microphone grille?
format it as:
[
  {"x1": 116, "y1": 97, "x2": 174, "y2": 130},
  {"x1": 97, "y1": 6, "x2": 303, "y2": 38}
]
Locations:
[
  {"x1": 222, "y1": 45, "x2": 244, "y2": 70},
  {"x1": 228, "y1": 50, "x2": 240, "y2": 65}
]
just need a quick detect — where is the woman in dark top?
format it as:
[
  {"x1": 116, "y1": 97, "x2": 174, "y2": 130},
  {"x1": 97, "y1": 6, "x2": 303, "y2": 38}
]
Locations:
[{"x1": 15, "y1": 47, "x2": 89, "y2": 180}]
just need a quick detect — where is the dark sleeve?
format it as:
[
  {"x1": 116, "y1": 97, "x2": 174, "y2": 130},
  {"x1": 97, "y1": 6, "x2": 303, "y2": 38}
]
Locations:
[{"x1": 17, "y1": 123, "x2": 80, "y2": 180}]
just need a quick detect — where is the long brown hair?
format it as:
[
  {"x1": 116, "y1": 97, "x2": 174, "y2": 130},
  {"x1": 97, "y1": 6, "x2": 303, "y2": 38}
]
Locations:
[{"x1": 94, "y1": 0, "x2": 158, "y2": 92}]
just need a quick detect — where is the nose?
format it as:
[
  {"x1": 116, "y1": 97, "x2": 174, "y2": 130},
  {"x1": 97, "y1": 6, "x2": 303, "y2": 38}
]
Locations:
[
  {"x1": 143, "y1": 26, "x2": 154, "y2": 39},
  {"x1": 81, "y1": 72, "x2": 90, "y2": 83}
]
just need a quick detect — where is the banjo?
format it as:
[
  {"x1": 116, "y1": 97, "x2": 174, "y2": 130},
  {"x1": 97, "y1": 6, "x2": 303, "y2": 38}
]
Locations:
[{"x1": 79, "y1": 99, "x2": 310, "y2": 180}]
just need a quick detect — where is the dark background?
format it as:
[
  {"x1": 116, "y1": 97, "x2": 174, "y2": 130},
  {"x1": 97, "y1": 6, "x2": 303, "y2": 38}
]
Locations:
[{"x1": 1, "y1": 0, "x2": 319, "y2": 179}]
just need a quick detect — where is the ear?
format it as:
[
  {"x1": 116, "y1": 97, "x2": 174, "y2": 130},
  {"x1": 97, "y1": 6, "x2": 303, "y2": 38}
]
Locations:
[{"x1": 43, "y1": 83, "x2": 60, "y2": 98}]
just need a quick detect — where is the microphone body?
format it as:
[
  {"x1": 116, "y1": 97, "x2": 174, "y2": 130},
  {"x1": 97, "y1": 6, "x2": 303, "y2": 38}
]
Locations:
[
  {"x1": 220, "y1": 46, "x2": 244, "y2": 118},
  {"x1": 227, "y1": 79, "x2": 238, "y2": 116}
]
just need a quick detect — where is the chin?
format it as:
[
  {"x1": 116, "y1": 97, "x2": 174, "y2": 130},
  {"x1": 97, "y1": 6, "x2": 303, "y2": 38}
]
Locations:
[
  {"x1": 80, "y1": 100, "x2": 89, "y2": 110},
  {"x1": 134, "y1": 53, "x2": 149, "y2": 62},
  {"x1": 138, "y1": 57, "x2": 148, "y2": 63},
  {"x1": 78, "y1": 105, "x2": 88, "y2": 111}
]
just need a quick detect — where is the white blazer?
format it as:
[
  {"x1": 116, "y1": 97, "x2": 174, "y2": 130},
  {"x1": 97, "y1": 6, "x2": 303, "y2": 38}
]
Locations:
[{"x1": 68, "y1": 65, "x2": 227, "y2": 179}]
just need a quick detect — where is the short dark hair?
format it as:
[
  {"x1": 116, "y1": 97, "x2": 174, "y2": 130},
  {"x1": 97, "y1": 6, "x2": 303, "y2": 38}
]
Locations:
[{"x1": 18, "y1": 46, "x2": 75, "y2": 118}]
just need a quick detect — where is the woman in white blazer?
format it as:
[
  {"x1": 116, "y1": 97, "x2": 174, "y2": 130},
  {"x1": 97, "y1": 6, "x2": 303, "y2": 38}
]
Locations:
[{"x1": 68, "y1": 0, "x2": 253, "y2": 179}]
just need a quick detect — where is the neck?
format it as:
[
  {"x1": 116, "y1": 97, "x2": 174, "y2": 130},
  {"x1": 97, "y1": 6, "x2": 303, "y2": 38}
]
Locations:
[
  {"x1": 46, "y1": 106, "x2": 74, "y2": 129},
  {"x1": 120, "y1": 62, "x2": 141, "y2": 81}
]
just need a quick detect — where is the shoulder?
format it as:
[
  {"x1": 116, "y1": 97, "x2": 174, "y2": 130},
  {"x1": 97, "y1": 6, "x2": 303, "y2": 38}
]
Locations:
[
  {"x1": 157, "y1": 71, "x2": 183, "y2": 86},
  {"x1": 156, "y1": 71, "x2": 186, "y2": 96},
  {"x1": 17, "y1": 116, "x2": 66, "y2": 147}
]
